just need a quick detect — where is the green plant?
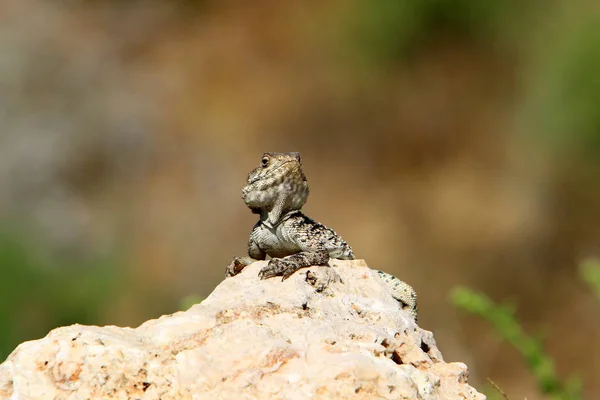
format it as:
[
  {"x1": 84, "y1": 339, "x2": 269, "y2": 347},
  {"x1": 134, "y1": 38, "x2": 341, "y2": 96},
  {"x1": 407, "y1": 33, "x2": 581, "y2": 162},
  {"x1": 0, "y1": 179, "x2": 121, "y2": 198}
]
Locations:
[
  {"x1": 0, "y1": 228, "x2": 126, "y2": 360},
  {"x1": 450, "y1": 287, "x2": 582, "y2": 400},
  {"x1": 345, "y1": 0, "x2": 529, "y2": 65},
  {"x1": 580, "y1": 258, "x2": 600, "y2": 301}
]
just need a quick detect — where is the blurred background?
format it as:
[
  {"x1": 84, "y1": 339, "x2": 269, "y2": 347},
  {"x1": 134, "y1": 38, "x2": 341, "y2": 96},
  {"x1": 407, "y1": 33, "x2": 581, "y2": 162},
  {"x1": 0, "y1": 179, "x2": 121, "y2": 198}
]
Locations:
[{"x1": 1, "y1": 0, "x2": 599, "y2": 398}]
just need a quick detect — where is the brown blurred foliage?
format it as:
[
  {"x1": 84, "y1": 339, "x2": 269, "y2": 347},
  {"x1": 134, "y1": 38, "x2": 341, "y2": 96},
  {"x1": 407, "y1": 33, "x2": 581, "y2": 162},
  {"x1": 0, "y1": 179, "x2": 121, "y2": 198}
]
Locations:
[{"x1": 1, "y1": 0, "x2": 599, "y2": 398}]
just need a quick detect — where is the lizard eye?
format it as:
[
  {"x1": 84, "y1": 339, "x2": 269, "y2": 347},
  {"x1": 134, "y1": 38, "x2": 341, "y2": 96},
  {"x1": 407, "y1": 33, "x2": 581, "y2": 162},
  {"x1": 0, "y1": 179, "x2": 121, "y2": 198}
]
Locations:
[{"x1": 261, "y1": 157, "x2": 269, "y2": 167}]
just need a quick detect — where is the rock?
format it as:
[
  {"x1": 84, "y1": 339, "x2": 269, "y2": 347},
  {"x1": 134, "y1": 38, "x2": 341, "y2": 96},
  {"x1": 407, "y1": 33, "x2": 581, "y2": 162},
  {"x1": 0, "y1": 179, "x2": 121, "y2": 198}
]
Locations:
[{"x1": 0, "y1": 260, "x2": 485, "y2": 400}]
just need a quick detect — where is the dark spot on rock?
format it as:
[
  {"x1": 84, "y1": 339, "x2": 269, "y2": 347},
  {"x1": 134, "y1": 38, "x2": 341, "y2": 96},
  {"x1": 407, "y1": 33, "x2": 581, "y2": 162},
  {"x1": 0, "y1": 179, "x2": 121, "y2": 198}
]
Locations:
[
  {"x1": 142, "y1": 382, "x2": 151, "y2": 392},
  {"x1": 44, "y1": 361, "x2": 48, "y2": 366},
  {"x1": 266, "y1": 301, "x2": 278, "y2": 308},
  {"x1": 302, "y1": 302, "x2": 308, "y2": 310},
  {"x1": 420, "y1": 341, "x2": 431, "y2": 354},
  {"x1": 392, "y1": 352, "x2": 404, "y2": 365},
  {"x1": 305, "y1": 271, "x2": 317, "y2": 286}
]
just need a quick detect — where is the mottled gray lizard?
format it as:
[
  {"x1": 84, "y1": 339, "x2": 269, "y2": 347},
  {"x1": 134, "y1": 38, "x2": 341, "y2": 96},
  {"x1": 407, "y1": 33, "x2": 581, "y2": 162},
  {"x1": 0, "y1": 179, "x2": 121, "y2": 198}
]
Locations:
[{"x1": 226, "y1": 152, "x2": 418, "y2": 322}]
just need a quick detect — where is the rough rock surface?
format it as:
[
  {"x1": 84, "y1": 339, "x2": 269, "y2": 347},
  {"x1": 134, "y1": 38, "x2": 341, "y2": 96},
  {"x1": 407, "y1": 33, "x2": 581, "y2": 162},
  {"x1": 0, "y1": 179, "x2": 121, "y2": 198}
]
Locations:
[{"x1": 0, "y1": 260, "x2": 485, "y2": 400}]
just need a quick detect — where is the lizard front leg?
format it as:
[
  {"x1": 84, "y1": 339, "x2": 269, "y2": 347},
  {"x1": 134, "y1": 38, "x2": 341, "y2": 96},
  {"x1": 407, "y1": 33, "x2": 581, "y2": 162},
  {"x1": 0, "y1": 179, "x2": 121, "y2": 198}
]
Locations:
[
  {"x1": 225, "y1": 237, "x2": 266, "y2": 278},
  {"x1": 258, "y1": 248, "x2": 330, "y2": 281}
]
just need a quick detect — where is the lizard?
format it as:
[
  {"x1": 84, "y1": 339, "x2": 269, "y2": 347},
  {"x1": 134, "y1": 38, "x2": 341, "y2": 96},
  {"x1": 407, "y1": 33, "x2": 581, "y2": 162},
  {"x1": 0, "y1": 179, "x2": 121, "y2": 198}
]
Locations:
[{"x1": 225, "y1": 152, "x2": 418, "y2": 322}]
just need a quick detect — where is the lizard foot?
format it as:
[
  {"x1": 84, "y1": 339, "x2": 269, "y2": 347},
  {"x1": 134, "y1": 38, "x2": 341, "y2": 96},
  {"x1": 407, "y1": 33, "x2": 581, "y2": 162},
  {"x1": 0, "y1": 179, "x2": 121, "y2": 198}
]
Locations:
[
  {"x1": 225, "y1": 257, "x2": 254, "y2": 278},
  {"x1": 259, "y1": 259, "x2": 300, "y2": 281}
]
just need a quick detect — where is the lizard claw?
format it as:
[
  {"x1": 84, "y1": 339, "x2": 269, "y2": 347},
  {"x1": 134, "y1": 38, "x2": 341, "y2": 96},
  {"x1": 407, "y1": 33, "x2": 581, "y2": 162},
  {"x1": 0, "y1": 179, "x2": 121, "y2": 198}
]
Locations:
[
  {"x1": 225, "y1": 257, "x2": 250, "y2": 278},
  {"x1": 259, "y1": 259, "x2": 299, "y2": 280}
]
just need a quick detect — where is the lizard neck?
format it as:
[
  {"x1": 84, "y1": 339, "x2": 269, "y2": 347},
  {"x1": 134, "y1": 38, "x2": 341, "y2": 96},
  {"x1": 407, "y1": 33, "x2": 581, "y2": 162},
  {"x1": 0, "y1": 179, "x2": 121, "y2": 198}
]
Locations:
[{"x1": 258, "y1": 209, "x2": 301, "y2": 227}]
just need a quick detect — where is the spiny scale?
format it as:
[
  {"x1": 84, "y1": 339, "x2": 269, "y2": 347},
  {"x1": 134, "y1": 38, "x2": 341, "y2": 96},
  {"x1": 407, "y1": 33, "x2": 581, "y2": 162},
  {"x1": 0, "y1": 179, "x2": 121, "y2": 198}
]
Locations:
[{"x1": 376, "y1": 270, "x2": 418, "y2": 322}]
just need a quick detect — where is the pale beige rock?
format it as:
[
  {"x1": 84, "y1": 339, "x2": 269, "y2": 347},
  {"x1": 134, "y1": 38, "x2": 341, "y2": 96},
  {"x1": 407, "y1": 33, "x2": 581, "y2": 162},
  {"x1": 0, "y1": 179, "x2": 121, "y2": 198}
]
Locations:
[{"x1": 0, "y1": 260, "x2": 485, "y2": 400}]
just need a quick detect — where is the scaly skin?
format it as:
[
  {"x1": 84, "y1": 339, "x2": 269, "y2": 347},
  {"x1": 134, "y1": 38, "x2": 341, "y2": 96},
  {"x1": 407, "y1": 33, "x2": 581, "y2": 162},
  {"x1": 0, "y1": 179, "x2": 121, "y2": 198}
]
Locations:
[
  {"x1": 226, "y1": 152, "x2": 418, "y2": 322},
  {"x1": 242, "y1": 152, "x2": 309, "y2": 228}
]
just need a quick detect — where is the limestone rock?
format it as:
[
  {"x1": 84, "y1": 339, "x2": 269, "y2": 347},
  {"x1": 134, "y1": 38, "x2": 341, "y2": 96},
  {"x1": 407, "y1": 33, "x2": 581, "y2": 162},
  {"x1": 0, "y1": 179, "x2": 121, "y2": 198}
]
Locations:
[{"x1": 0, "y1": 260, "x2": 485, "y2": 399}]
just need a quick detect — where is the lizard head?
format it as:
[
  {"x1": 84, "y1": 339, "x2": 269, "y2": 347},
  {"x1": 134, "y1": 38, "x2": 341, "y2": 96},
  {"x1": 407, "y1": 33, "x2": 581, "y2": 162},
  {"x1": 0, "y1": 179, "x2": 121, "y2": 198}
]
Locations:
[
  {"x1": 246, "y1": 152, "x2": 302, "y2": 184},
  {"x1": 242, "y1": 152, "x2": 309, "y2": 215}
]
